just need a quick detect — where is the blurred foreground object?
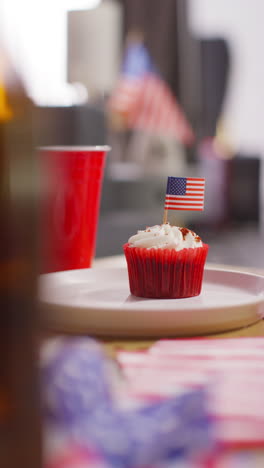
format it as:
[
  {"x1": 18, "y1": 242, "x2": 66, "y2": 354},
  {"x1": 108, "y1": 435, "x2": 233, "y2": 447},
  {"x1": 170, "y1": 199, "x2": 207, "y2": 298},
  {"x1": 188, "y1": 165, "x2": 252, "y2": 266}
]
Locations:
[
  {"x1": 42, "y1": 338, "x2": 214, "y2": 468},
  {"x1": 0, "y1": 48, "x2": 42, "y2": 467}
]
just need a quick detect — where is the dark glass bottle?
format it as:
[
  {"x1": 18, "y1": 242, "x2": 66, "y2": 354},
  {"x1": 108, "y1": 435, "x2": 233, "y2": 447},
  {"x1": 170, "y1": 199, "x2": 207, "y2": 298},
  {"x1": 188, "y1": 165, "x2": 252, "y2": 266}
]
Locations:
[{"x1": 0, "y1": 50, "x2": 42, "y2": 467}]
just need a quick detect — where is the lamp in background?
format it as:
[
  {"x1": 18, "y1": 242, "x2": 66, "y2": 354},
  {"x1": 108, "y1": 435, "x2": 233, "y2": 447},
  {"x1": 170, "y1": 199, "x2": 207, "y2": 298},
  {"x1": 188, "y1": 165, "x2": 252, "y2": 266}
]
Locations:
[
  {"x1": 0, "y1": 0, "x2": 107, "y2": 106},
  {"x1": 66, "y1": 0, "x2": 102, "y2": 9},
  {"x1": 67, "y1": 0, "x2": 123, "y2": 98}
]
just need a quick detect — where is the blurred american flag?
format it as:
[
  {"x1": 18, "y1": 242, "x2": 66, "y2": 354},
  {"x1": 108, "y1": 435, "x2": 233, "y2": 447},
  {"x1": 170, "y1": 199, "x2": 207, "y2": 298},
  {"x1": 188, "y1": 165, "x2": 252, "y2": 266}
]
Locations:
[
  {"x1": 108, "y1": 41, "x2": 194, "y2": 145},
  {"x1": 117, "y1": 337, "x2": 264, "y2": 448}
]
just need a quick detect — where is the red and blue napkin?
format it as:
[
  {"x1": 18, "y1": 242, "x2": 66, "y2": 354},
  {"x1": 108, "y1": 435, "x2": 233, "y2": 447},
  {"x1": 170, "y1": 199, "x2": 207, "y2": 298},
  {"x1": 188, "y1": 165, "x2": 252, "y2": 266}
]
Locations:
[
  {"x1": 41, "y1": 338, "x2": 214, "y2": 468},
  {"x1": 42, "y1": 336, "x2": 264, "y2": 467},
  {"x1": 118, "y1": 338, "x2": 264, "y2": 448}
]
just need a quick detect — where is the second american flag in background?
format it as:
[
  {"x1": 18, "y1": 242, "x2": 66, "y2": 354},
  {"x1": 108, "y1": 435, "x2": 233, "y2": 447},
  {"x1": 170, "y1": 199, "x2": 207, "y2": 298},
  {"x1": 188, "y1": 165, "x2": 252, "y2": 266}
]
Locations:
[{"x1": 108, "y1": 37, "x2": 194, "y2": 145}]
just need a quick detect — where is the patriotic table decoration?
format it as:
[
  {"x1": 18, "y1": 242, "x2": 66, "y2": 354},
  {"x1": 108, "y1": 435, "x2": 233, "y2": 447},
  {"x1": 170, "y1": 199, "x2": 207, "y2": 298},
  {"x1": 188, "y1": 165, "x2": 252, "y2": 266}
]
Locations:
[
  {"x1": 163, "y1": 176, "x2": 205, "y2": 224},
  {"x1": 41, "y1": 337, "x2": 116, "y2": 422},
  {"x1": 117, "y1": 337, "x2": 264, "y2": 449},
  {"x1": 164, "y1": 177, "x2": 205, "y2": 211},
  {"x1": 42, "y1": 338, "x2": 214, "y2": 468}
]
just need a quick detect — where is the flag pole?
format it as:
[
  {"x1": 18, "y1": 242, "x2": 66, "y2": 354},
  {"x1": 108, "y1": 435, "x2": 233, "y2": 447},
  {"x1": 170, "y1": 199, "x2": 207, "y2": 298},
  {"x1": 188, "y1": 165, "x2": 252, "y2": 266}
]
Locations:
[{"x1": 163, "y1": 209, "x2": 168, "y2": 224}]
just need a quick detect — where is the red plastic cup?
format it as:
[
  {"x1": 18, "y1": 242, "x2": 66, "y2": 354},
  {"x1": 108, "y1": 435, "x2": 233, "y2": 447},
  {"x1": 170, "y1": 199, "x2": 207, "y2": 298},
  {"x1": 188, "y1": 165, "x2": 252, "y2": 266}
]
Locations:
[{"x1": 39, "y1": 146, "x2": 110, "y2": 273}]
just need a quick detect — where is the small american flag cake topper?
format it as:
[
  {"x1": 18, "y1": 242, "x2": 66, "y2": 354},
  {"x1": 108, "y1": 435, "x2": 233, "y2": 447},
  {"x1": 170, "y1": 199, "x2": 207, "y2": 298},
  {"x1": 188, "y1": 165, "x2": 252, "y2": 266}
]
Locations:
[{"x1": 163, "y1": 177, "x2": 205, "y2": 223}]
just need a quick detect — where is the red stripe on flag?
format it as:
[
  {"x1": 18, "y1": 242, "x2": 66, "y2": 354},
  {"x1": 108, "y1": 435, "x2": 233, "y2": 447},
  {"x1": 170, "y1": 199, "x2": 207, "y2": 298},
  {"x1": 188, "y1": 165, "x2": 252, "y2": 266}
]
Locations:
[
  {"x1": 166, "y1": 201, "x2": 204, "y2": 207},
  {"x1": 164, "y1": 207, "x2": 204, "y2": 211},
  {"x1": 187, "y1": 178, "x2": 205, "y2": 182}
]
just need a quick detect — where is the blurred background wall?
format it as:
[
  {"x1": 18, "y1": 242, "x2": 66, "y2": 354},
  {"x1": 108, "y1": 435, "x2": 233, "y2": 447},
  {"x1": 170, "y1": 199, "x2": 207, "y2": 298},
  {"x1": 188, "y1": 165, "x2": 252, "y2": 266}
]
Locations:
[{"x1": 1, "y1": 0, "x2": 263, "y2": 268}]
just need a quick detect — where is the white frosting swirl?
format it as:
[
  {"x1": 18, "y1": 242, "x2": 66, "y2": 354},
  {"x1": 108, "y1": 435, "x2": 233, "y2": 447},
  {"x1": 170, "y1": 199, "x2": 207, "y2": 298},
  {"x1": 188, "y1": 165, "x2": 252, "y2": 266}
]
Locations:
[{"x1": 128, "y1": 223, "x2": 203, "y2": 250}]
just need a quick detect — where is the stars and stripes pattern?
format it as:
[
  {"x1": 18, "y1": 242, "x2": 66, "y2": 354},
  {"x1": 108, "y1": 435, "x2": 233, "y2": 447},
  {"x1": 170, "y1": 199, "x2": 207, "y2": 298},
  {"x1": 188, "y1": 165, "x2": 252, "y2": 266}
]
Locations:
[
  {"x1": 164, "y1": 176, "x2": 205, "y2": 211},
  {"x1": 108, "y1": 74, "x2": 194, "y2": 145},
  {"x1": 43, "y1": 338, "x2": 213, "y2": 468},
  {"x1": 108, "y1": 43, "x2": 194, "y2": 145},
  {"x1": 117, "y1": 337, "x2": 264, "y2": 448}
]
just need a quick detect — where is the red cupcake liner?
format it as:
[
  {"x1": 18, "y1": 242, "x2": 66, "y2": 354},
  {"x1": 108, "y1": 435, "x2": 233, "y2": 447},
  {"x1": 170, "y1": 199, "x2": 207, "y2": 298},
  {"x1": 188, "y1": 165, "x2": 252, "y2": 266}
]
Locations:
[{"x1": 123, "y1": 243, "x2": 209, "y2": 299}]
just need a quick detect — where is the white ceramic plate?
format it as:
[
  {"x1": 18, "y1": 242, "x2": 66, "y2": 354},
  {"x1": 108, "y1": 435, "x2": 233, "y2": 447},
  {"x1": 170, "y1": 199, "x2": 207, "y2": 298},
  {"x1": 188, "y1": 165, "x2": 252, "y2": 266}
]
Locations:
[{"x1": 39, "y1": 267, "x2": 264, "y2": 337}]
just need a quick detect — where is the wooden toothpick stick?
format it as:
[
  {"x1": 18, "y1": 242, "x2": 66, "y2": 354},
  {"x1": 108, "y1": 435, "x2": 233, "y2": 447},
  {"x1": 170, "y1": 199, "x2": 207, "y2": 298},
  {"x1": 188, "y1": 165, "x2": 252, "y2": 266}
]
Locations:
[{"x1": 163, "y1": 209, "x2": 168, "y2": 224}]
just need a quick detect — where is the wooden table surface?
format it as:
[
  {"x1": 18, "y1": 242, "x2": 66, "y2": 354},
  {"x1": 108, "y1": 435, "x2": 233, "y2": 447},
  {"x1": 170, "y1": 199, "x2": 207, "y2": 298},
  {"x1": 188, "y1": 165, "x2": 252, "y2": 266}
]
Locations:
[{"x1": 93, "y1": 256, "x2": 264, "y2": 353}]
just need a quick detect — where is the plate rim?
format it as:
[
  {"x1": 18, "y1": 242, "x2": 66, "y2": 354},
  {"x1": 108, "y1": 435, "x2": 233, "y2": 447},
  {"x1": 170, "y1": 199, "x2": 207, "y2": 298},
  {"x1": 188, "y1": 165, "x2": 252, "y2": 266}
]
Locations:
[
  {"x1": 39, "y1": 266, "x2": 264, "y2": 337},
  {"x1": 39, "y1": 266, "x2": 264, "y2": 312}
]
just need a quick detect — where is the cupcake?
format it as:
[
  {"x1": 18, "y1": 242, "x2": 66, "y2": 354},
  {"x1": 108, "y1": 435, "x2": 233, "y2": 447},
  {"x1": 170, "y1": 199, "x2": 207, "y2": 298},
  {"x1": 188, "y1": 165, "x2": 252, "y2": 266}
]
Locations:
[{"x1": 123, "y1": 223, "x2": 209, "y2": 299}]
